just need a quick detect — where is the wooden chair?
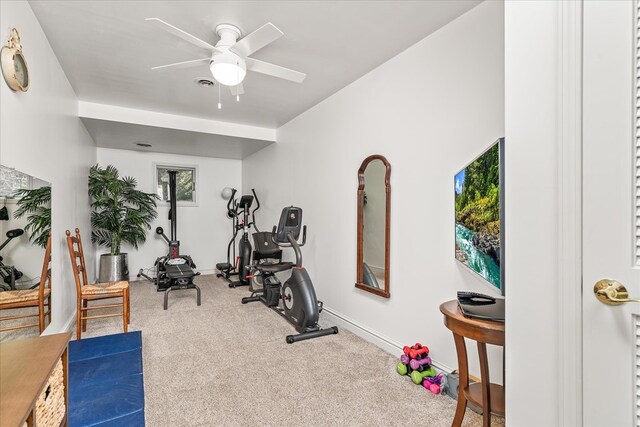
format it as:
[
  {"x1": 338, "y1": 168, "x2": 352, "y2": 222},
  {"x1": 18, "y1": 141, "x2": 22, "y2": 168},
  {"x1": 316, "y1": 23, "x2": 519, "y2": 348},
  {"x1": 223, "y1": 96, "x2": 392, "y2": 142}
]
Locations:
[
  {"x1": 0, "y1": 232, "x2": 52, "y2": 334},
  {"x1": 65, "y1": 228, "x2": 129, "y2": 340}
]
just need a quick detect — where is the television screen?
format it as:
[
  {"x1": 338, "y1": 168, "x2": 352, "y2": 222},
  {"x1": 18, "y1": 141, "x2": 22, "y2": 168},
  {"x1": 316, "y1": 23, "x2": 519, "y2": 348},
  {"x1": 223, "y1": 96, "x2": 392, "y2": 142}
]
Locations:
[{"x1": 454, "y1": 138, "x2": 505, "y2": 294}]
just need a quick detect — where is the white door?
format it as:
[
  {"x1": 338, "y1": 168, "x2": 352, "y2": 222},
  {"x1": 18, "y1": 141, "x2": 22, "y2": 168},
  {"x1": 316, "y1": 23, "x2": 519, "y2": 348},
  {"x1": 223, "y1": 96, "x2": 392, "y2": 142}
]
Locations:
[{"x1": 583, "y1": 1, "x2": 640, "y2": 426}]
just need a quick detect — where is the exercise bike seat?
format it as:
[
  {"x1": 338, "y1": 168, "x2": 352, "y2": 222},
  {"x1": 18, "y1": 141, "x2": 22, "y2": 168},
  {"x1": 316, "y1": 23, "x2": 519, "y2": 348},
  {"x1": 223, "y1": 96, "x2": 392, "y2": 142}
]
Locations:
[{"x1": 255, "y1": 262, "x2": 294, "y2": 274}]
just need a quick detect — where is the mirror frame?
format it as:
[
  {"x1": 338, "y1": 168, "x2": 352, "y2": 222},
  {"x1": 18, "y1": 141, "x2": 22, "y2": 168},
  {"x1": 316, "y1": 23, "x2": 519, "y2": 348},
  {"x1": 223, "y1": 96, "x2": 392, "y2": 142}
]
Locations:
[{"x1": 355, "y1": 154, "x2": 391, "y2": 298}]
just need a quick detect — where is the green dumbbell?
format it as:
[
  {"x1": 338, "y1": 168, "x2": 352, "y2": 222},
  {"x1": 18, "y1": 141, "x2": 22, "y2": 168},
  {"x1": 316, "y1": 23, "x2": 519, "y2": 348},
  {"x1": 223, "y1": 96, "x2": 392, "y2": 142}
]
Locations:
[
  {"x1": 396, "y1": 361, "x2": 409, "y2": 376},
  {"x1": 410, "y1": 366, "x2": 436, "y2": 384}
]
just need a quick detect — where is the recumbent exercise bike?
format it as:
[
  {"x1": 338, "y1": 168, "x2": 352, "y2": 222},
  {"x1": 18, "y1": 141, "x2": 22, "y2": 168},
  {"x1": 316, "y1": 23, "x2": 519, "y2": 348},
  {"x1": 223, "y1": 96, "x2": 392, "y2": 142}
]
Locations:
[{"x1": 241, "y1": 206, "x2": 338, "y2": 344}]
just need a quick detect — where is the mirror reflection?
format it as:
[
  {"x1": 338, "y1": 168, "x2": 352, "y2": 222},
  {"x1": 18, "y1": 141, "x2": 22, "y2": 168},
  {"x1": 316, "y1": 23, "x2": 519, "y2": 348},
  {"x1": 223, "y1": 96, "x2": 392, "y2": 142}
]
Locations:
[
  {"x1": 363, "y1": 160, "x2": 386, "y2": 289},
  {"x1": 356, "y1": 155, "x2": 390, "y2": 298},
  {"x1": 0, "y1": 165, "x2": 52, "y2": 341}
]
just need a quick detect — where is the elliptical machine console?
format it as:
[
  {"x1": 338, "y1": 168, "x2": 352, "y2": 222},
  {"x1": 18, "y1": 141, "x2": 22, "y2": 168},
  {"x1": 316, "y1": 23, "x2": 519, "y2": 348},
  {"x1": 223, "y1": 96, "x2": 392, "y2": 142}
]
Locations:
[{"x1": 242, "y1": 206, "x2": 338, "y2": 344}]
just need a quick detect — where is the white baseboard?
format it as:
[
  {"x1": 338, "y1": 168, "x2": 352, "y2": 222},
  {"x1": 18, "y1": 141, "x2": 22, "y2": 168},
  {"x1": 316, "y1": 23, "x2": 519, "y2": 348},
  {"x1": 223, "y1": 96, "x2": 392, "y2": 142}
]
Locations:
[
  {"x1": 40, "y1": 309, "x2": 76, "y2": 336},
  {"x1": 321, "y1": 306, "x2": 455, "y2": 374},
  {"x1": 61, "y1": 309, "x2": 76, "y2": 334}
]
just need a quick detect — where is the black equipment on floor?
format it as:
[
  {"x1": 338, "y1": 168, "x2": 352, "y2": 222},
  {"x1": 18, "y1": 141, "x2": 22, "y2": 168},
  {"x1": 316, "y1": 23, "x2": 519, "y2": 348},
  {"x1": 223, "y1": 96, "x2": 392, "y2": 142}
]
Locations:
[
  {"x1": 216, "y1": 188, "x2": 260, "y2": 288},
  {"x1": 241, "y1": 206, "x2": 338, "y2": 344},
  {"x1": 0, "y1": 228, "x2": 28, "y2": 291},
  {"x1": 137, "y1": 170, "x2": 201, "y2": 309}
]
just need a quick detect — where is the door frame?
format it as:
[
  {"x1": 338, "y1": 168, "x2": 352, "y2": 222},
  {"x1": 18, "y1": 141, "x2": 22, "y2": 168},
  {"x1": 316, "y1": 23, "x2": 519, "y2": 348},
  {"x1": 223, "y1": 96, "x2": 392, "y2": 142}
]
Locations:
[{"x1": 557, "y1": 1, "x2": 583, "y2": 426}]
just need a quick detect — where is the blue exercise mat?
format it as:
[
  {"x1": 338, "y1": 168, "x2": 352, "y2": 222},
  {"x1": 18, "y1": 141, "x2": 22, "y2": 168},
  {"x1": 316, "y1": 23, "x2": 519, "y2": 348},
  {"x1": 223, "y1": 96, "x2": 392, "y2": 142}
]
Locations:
[
  {"x1": 68, "y1": 374, "x2": 145, "y2": 427},
  {"x1": 68, "y1": 332, "x2": 145, "y2": 427},
  {"x1": 69, "y1": 331, "x2": 142, "y2": 362},
  {"x1": 70, "y1": 349, "x2": 142, "y2": 386}
]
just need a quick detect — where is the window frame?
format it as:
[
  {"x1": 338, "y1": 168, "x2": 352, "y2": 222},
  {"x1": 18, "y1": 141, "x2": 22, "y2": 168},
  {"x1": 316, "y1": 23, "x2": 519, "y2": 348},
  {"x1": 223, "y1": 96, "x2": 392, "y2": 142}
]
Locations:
[{"x1": 153, "y1": 163, "x2": 198, "y2": 207}]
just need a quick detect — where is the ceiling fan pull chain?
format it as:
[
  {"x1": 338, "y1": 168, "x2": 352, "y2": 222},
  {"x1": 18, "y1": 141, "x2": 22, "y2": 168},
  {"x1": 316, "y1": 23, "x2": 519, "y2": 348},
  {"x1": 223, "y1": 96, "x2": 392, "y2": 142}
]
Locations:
[
  {"x1": 236, "y1": 61, "x2": 240, "y2": 102},
  {"x1": 218, "y1": 81, "x2": 222, "y2": 109}
]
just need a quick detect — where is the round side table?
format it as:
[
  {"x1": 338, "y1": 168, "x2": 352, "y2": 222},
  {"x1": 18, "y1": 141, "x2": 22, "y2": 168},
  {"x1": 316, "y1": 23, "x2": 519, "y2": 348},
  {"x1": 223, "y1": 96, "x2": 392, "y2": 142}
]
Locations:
[{"x1": 440, "y1": 300, "x2": 505, "y2": 427}]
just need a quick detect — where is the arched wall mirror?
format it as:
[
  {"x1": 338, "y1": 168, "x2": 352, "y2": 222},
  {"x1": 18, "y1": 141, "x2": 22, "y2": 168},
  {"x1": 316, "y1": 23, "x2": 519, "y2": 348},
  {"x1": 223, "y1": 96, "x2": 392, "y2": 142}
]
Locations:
[{"x1": 356, "y1": 155, "x2": 391, "y2": 298}]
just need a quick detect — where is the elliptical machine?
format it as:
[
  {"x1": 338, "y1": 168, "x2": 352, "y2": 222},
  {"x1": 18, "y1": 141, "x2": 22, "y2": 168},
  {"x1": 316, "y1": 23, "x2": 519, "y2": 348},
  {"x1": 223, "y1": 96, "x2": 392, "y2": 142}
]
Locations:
[
  {"x1": 242, "y1": 206, "x2": 338, "y2": 344},
  {"x1": 137, "y1": 170, "x2": 201, "y2": 309},
  {"x1": 216, "y1": 188, "x2": 260, "y2": 288}
]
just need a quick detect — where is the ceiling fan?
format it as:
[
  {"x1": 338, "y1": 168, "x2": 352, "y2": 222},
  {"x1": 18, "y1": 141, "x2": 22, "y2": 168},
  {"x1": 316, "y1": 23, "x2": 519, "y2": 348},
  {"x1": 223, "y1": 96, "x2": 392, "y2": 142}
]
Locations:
[{"x1": 146, "y1": 18, "x2": 306, "y2": 97}]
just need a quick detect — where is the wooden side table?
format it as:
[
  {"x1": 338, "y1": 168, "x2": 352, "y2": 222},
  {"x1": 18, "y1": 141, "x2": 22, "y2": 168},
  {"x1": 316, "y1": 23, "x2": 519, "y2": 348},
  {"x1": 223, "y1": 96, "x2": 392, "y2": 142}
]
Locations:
[
  {"x1": 440, "y1": 300, "x2": 505, "y2": 427},
  {"x1": 0, "y1": 332, "x2": 72, "y2": 427}
]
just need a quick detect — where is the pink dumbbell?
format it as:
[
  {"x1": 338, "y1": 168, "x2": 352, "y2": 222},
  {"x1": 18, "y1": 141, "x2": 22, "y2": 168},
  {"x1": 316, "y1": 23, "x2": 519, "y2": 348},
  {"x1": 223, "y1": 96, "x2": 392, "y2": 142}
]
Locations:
[
  {"x1": 410, "y1": 356, "x2": 432, "y2": 370},
  {"x1": 426, "y1": 383, "x2": 441, "y2": 394},
  {"x1": 423, "y1": 373, "x2": 444, "y2": 394},
  {"x1": 409, "y1": 345, "x2": 430, "y2": 359},
  {"x1": 400, "y1": 354, "x2": 411, "y2": 365}
]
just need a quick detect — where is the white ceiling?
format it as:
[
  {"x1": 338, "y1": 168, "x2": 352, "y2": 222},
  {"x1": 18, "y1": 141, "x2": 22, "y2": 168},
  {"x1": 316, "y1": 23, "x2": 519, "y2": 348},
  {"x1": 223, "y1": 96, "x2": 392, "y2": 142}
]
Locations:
[
  {"x1": 29, "y1": 1, "x2": 480, "y2": 128},
  {"x1": 81, "y1": 118, "x2": 272, "y2": 159}
]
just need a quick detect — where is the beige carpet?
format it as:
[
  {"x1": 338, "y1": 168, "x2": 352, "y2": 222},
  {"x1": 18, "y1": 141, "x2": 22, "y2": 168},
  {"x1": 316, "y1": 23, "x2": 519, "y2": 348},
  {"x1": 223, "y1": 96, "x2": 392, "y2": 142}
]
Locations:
[{"x1": 2, "y1": 275, "x2": 504, "y2": 426}]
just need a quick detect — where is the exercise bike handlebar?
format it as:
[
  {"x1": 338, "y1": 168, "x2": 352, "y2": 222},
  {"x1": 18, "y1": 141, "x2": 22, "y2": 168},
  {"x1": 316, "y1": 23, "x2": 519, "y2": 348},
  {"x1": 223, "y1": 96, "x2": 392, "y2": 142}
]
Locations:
[
  {"x1": 271, "y1": 225, "x2": 306, "y2": 268},
  {"x1": 0, "y1": 228, "x2": 24, "y2": 252}
]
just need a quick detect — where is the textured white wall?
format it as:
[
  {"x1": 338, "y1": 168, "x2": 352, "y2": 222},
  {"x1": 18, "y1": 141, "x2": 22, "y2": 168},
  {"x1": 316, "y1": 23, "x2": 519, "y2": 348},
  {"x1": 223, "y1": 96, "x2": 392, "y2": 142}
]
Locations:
[
  {"x1": 243, "y1": 1, "x2": 504, "y2": 379},
  {"x1": 0, "y1": 0, "x2": 97, "y2": 333},
  {"x1": 96, "y1": 148, "x2": 242, "y2": 280}
]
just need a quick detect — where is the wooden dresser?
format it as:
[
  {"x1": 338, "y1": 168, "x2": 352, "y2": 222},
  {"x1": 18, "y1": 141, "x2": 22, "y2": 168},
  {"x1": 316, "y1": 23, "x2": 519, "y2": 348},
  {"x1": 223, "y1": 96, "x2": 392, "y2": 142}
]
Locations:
[{"x1": 0, "y1": 333, "x2": 71, "y2": 427}]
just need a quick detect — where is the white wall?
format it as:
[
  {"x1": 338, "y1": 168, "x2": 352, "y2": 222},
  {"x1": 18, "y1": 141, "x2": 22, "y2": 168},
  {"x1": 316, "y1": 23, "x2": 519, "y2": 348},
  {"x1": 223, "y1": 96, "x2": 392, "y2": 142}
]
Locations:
[
  {"x1": 504, "y1": 1, "x2": 571, "y2": 425},
  {"x1": 96, "y1": 148, "x2": 241, "y2": 278},
  {"x1": 0, "y1": 0, "x2": 97, "y2": 333},
  {"x1": 243, "y1": 1, "x2": 504, "y2": 380}
]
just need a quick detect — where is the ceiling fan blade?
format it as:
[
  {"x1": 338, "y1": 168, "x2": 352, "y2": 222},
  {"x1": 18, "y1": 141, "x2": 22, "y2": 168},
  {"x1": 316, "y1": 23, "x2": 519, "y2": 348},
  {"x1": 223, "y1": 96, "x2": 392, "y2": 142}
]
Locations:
[
  {"x1": 151, "y1": 58, "x2": 209, "y2": 71},
  {"x1": 146, "y1": 18, "x2": 222, "y2": 53},
  {"x1": 245, "y1": 58, "x2": 305, "y2": 83},
  {"x1": 229, "y1": 83, "x2": 245, "y2": 96},
  {"x1": 229, "y1": 23, "x2": 283, "y2": 58}
]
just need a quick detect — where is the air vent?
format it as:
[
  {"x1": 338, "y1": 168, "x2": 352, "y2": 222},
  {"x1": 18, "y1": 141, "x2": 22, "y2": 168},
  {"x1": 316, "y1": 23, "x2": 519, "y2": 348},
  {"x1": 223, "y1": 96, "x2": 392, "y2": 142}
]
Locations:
[
  {"x1": 195, "y1": 78, "x2": 215, "y2": 87},
  {"x1": 134, "y1": 142, "x2": 152, "y2": 148}
]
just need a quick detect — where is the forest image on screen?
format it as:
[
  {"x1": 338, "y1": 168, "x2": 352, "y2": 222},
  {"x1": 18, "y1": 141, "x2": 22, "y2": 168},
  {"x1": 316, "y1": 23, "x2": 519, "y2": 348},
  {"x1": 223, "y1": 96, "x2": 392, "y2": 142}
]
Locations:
[{"x1": 454, "y1": 141, "x2": 501, "y2": 289}]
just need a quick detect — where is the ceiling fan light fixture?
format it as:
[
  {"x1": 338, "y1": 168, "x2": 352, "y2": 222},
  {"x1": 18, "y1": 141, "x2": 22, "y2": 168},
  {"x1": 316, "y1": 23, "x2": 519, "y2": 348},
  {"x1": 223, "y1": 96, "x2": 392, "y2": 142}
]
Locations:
[{"x1": 210, "y1": 53, "x2": 246, "y2": 86}]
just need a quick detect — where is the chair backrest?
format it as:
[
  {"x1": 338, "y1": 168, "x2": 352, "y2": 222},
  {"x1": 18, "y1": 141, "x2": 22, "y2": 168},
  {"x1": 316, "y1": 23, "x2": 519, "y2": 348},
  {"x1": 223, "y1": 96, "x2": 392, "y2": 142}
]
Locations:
[
  {"x1": 38, "y1": 232, "x2": 52, "y2": 299},
  {"x1": 252, "y1": 232, "x2": 281, "y2": 256},
  {"x1": 65, "y1": 228, "x2": 89, "y2": 294}
]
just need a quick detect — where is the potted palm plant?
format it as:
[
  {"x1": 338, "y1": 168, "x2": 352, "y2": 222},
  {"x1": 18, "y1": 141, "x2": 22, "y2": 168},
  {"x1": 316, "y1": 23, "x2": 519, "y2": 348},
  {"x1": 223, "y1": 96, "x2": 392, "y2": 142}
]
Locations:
[
  {"x1": 13, "y1": 185, "x2": 51, "y2": 248},
  {"x1": 89, "y1": 164, "x2": 158, "y2": 282}
]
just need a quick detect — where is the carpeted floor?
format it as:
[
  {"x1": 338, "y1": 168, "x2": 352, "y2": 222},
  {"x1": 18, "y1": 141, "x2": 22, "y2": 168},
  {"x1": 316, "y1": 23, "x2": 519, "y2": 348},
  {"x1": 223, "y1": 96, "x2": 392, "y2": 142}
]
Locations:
[{"x1": 2, "y1": 275, "x2": 504, "y2": 426}]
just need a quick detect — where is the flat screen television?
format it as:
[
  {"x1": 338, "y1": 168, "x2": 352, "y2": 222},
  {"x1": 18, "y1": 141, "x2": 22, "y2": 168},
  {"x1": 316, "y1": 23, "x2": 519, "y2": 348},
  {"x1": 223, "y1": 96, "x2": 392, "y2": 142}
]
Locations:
[{"x1": 454, "y1": 137, "x2": 505, "y2": 295}]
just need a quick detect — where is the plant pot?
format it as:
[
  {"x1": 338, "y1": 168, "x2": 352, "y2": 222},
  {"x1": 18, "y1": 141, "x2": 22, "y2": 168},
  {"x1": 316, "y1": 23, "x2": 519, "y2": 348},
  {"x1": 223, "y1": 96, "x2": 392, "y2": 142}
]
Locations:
[{"x1": 98, "y1": 253, "x2": 129, "y2": 282}]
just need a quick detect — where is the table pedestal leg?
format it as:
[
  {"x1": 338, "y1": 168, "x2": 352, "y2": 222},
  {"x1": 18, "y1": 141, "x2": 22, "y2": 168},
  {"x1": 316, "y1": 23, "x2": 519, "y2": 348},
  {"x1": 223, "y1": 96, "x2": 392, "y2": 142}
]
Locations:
[
  {"x1": 452, "y1": 333, "x2": 468, "y2": 427},
  {"x1": 478, "y1": 341, "x2": 491, "y2": 427}
]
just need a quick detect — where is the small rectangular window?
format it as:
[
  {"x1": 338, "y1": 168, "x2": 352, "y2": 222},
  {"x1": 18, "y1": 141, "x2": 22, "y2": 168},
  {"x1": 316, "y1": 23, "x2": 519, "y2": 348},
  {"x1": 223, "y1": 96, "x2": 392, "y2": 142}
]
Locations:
[{"x1": 155, "y1": 164, "x2": 197, "y2": 205}]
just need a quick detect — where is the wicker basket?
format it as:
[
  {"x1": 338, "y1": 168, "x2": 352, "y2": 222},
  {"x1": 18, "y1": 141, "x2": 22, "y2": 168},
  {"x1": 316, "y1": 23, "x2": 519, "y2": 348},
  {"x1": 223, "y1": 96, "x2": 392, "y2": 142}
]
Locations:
[{"x1": 33, "y1": 359, "x2": 65, "y2": 426}]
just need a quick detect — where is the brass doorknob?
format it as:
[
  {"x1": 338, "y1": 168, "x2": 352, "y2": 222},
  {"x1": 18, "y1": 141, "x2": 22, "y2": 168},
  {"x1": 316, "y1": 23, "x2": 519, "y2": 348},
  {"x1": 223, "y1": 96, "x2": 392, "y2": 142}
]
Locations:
[{"x1": 593, "y1": 279, "x2": 640, "y2": 306}]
